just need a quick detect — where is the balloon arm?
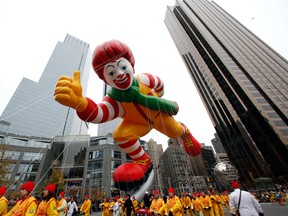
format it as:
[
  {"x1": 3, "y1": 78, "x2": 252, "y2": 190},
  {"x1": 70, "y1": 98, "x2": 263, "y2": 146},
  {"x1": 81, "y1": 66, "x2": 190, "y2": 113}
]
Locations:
[{"x1": 76, "y1": 97, "x2": 98, "y2": 122}]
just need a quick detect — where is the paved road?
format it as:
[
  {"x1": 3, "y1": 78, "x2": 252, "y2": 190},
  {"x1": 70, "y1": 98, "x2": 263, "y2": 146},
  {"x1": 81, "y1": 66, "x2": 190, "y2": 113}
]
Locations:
[
  {"x1": 90, "y1": 203, "x2": 288, "y2": 216},
  {"x1": 222, "y1": 203, "x2": 287, "y2": 216}
]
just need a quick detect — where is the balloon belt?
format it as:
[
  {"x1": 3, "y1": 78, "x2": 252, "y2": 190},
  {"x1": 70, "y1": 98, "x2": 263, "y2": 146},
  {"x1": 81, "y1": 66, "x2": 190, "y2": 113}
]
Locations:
[{"x1": 108, "y1": 77, "x2": 178, "y2": 115}]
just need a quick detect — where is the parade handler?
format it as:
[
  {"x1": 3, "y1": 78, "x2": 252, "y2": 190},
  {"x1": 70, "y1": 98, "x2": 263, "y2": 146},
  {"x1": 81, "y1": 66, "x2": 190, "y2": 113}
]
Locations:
[{"x1": 54, "y1": 40, "x2": 202, "y2": 191}]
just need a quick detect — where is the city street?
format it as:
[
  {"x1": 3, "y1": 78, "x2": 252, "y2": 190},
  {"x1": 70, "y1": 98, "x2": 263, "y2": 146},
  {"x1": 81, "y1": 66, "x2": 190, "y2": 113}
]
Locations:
[{"x1": 90, "y1": 203, "x2": 288, "y2": 216}]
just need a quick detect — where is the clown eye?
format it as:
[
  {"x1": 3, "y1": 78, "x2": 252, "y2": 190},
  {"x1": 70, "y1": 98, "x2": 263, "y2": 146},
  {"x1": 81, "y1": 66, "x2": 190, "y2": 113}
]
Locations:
[
  {"x1": 109, "y1": 71, "x2": 114, "y2": 76},
  {"x1": 121, "y1": 66, "x2": 127, "y2": 71}
]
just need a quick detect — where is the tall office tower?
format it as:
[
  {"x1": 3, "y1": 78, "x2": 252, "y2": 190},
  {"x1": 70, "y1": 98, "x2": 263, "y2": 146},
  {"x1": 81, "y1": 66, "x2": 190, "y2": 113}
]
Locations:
[
  {"x1": 160, "y1": 141, "x2": 195, "y2": 193},
  {"x1": 0, "y1": 34, "x2": 91, "y2": 138},
  {"x1": 165, "y1": 0, "x2": 288, "y2": 187},
  {"x1": 146, "y1": 139, "x2": 164, "y2": 190}
]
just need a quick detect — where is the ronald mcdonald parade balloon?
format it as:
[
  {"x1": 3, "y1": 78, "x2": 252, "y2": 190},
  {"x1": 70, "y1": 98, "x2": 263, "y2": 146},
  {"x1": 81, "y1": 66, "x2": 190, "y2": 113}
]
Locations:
[{"x1": 54, "y1": 40, "x2": 202, "y2": 192}]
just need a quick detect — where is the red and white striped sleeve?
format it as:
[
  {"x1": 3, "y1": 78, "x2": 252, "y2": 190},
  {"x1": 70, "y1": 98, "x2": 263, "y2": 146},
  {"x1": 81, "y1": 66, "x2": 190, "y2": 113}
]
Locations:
[
  {"x1": 77, "y1": 96, "x2": 124, "y2": 123},
  {"x1": 137, "y1": 73, "x2": 164, "y2": 97}
]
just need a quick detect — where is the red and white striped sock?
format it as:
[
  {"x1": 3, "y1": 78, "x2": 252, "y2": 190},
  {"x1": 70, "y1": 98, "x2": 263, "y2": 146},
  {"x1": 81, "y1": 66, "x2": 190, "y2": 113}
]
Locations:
[{"x1": 117, "y1": 139, "x2": 150, "y2": 162}]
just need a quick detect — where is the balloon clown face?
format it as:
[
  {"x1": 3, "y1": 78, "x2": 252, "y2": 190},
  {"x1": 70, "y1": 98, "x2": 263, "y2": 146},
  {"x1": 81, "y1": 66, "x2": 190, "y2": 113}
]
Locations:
[
  {"x1": 103, "y1": 57, "x2": 134, "y2": 90},
  {"x1": 92, "y1": 40, "x2": 135, "y2": 88}
]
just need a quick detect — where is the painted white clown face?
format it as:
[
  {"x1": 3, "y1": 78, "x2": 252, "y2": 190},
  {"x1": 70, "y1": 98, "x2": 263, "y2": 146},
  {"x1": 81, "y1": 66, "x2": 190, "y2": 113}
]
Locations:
[{"x1": 103, "y1": 57, "x2": 134, "y2": 90}]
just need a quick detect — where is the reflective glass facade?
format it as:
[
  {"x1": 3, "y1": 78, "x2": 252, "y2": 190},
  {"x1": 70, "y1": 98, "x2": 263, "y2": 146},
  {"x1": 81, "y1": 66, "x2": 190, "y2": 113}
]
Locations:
[
  {"x1": 1, "y1": 133, "x2": 50, "y2": 191},
  {"x1": 165, "y1": 0, "x2": 288, "y2": 187},
  {"x1": 0, "y1": 34, "x2": 91, "y2": 138}
]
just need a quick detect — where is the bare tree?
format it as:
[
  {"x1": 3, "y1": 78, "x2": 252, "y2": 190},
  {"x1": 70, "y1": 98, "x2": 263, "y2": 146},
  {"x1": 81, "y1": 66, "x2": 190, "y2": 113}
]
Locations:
[{"x1": 0, "y1": 144, "x2": 11, "y2": 186}]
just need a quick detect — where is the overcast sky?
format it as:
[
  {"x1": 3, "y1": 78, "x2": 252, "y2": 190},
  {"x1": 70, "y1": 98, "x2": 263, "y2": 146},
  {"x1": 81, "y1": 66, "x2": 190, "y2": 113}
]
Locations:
[{"x1": 0, "y1": 0, "x2": 287, "y2": 149}]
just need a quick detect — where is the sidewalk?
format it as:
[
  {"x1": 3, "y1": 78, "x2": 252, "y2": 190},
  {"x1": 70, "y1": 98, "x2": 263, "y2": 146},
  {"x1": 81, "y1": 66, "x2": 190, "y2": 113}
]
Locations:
[{"x1": 90, "y1": 211, "x2": 101, "y2": 216}]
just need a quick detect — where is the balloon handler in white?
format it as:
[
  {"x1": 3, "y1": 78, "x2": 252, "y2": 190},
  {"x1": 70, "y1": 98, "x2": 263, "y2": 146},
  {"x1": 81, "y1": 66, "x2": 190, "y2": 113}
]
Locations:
[{"x1": 54, "y1": 40, "x2": 202, "y2": 193}]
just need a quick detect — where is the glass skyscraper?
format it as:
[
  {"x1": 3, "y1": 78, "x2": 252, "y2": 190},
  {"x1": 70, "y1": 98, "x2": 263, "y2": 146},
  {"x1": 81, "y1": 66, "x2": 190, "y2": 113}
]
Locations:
[
  {"x1": 165, "y1": 0, "x2": 288, "y2": 187},
  {"x1": 0, "y1": 34, "x2": 91, "y2": 138}
]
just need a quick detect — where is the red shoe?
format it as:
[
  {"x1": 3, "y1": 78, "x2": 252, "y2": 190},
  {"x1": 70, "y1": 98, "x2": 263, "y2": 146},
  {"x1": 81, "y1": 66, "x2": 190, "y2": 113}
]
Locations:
[
  {"x1": 181, "y1": 124, "x2": 202, "y2": 156},
  {"x1": 113, "y1": 157, "x2": 152, "y2": 191}
]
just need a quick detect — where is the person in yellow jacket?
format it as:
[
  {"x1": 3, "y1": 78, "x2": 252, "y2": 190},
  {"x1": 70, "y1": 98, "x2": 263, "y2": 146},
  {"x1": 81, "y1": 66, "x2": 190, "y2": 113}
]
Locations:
[
  {"x1": 150, "y1": 190, "x2": 165, "y2": 216},
  {"x1": 0, "y1": 186, "x2": 8, "y2": 216},
  {"x1": 199, "y1": 191, "x2": 214, "y2": 216},
  {"x1": 5, "y1": 181, "x2": 38, "y2": 216},
  {"x1": 191, "y1": 193, "x2": 202, "y2": 216},
  {"x1": 211, "y1": 190, "x2": 224, "y2": 216},
  {"x1": 131, "y1": 196, "x2": 139, "y2": 215},
  {"x1": 182, "y1": 192, "x2": 193, "y2": 216},
  {"x1": 108, "y1": 197, "x2": 115, "y2": 216},
  {"x1": 165, "y1": 188, "x2": 183, "y2": 216},
  {"x1": 207, "y1": 191, "x2": 219, "y2": 216},
  {"x1": 178, "y1": 195, "x2": 184, "y2": 216},
  {"x1": 220, "y1": 191, "x2": 230, "y2": 213},
  {"x1": 100, "y1": 198, "x2": 111, "y2": 216},
  {"x1": 57, "y1": 191, "x2": 67, "y2": 216},
  {"x1": 36, "y1": 183, "x2": 58, "y2": 216},
  {"x1": 80, "y1": 194, "x2": 91, "y2": 216}
]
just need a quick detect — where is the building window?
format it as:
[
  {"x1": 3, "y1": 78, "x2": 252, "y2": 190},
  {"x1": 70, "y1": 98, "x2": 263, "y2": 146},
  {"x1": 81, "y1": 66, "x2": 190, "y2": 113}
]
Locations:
[
  {"x1": 22, "y1": 173, "x2": 36, "y2": 181},
  {"x1": 89, "y1": 150, "x2": 103, "y2": 159},
  {"x1": 113, "y1": 151, "x2": 122, "y2": 159},
  {"x1": 88, "y1": 160, "x2": 103, "y2": 170},
  {"x1": 90, "y1": 139, "x2": 100, "y2": 146},
  {"x1": 280, "y1": 129, "x2": 288, "y2": 135},
  {"x1": 256, "y1": 98, "x2": 268, "y2": 104},
  {"x1": 112, "y1": 160, "x2": 122, "y2": 169},
  {"x1": 90, "y1": 171, "x2": 103, "y2": 178},
  {"x1": 5, "y1": 151, "x2": 20, "y2": 160},
  {"x1": 22, "y1": 152, "x2": 43, "y2": 161},
  {"x1": 18, "y1": 164, "x2": 29, "y2": 172},
  {"x1": 274, "y1": 120, "x2": 286, "y2": 127},
  {"x1": 90, "y1": 179, "x2": 102, "y2": 187}
]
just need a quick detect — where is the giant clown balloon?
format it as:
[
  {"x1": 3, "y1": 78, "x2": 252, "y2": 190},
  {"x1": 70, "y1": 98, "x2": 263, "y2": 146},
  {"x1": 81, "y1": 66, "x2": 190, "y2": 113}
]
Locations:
[{"x1": 54, "y1": 40, "x2": 202, "y2": 192}]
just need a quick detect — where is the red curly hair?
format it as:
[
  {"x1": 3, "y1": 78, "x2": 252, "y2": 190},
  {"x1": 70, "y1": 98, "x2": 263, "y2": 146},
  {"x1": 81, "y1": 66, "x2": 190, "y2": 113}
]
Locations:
[{"x1": 92, "y1": 40, "x2": 135, "y2": 81}]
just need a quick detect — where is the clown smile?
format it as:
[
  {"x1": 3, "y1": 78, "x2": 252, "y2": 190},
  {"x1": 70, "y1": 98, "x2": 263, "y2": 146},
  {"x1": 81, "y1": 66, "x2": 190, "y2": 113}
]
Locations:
[{"x1": 114, "y1": 74, "x2": 131, "y2": 89}]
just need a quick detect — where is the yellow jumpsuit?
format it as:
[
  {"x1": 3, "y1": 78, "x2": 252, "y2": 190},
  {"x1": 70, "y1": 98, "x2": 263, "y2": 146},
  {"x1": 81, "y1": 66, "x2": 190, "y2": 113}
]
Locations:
[
  {"x1": 165, "y1": 196, "x2": 183, "y2": 216},
  {"x1": 132, "y1": 199, "x2": 139, "y2": 215},
  {"x1": 220, "y1": 194, "x2": 230, "y2": 213},
  {"x1": 36, "y1": 197, "x2": 58, "y2": 216},
  {"x1": 5, "y1": 196, "x2": 37, "y2": 216},
  {"x1": 213, "y1": 195, "x2": 224, "y2": 216},
  {"x1": 80, "y1": 199, "x2": 91, "y2": 216},
  {"x1": 200, "y1": 196, "x2": 214, "y2": 216},
  {"x1": 0, "y1": 196, "x2": 8, "y2": 216},
  {"x1": 210, "y1": 195, "x2": 219, "y2": 216},
  {"x1": 182, "y1": 196, "x2": 193, "y2": 216},
  {"x1": 150, "y1": 198, "x2": 165, "y2": 216},
  {"x1": 191, "y1": 198, "x2": 202, "y2": 216},
  {"x1": 100, "y1": 201, "x2": 111, "y2": 216}
]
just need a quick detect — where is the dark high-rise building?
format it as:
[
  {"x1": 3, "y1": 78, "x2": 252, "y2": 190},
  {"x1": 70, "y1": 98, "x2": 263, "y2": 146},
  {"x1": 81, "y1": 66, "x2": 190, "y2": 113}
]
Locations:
[
  {"x1": 0, "y1": 34, "x2": 91, "y2": 138},
  {"x1": 201, "y1": 145, "x2": 217, "y2": 177},
  {"x1": 165, "y1": 0, "x2": 288, "y2": 187}
]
